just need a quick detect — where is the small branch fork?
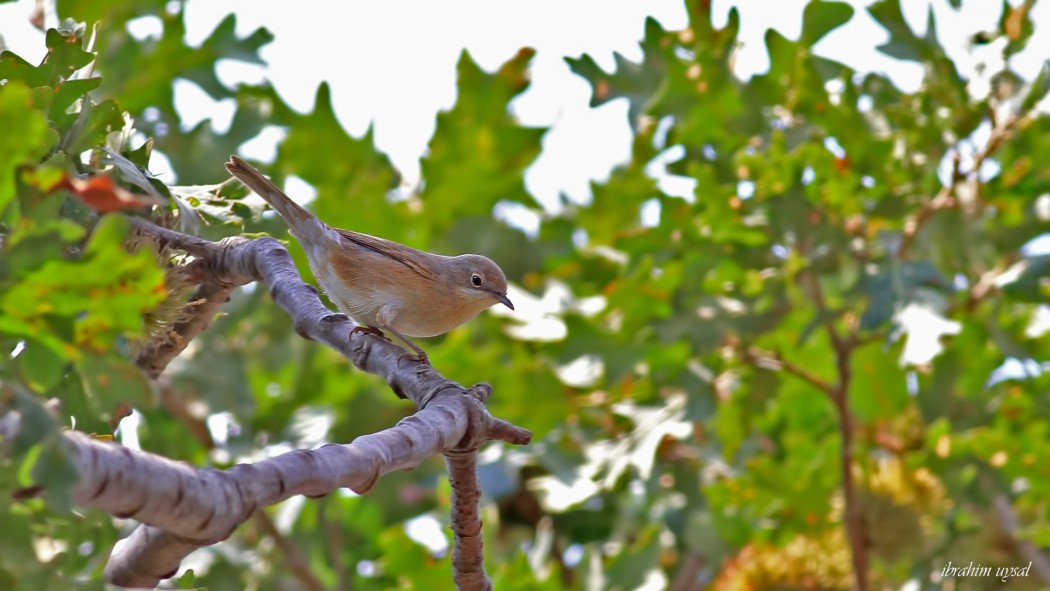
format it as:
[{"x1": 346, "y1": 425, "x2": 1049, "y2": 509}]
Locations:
[
  {"x1": 36, "y1": 219, "x2": 531, "y2": 590},
  {"x1": 744, "y1": 331, "x2": 867, "y2": 591},
  {"x1": 897, "y1": 112, "x2": 1023, "y2": 260},
  {"x1": 742, "y1": 249, "x2": 868, "y2": 590}
]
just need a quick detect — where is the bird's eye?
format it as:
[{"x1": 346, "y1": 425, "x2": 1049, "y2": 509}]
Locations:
[{"x1": 471, "y1": 274, "x2": 482, "y2": 287}]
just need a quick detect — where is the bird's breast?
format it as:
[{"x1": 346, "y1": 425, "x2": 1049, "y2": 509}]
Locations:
[{"x1": 311, "y1": 257, "x2": 384, "y2": 327}]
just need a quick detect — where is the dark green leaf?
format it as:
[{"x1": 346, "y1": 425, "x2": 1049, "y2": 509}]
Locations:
[
  {"x1": 180, "y1": 14, "x2": 272, "y2": 99},
  {"x1": 1021, "y1": 61, "x2": 1050, "y2": 113},
  {"x1": 800, "y1": 1, "x2": 854, "y2": 45},
  {"x1": 77, "y1": 351, "x2": 156, "y2": 414},
  {"x1": 15, "y1": 339, "x2": 68, "y2": 392},
  {"x1": 30, "y1": 436, "x2": 80, "y2": 513},
  {"x1": 565, "y1": 18, "x2": 669, "y2": 124},
  {"x1": 0, "y1": 26, "x2": 92, "y2": 89},
  {"x1": 999, "y1": 255, "x2": 1050, "y2": 302},
  {"x1": 849, "y1": 343, "x2": 907, "y2": 421}
]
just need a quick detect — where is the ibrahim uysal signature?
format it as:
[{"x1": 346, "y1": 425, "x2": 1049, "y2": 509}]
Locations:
[{"x1": 941, "y1": 561, "x2": 1032, "y2": 582}]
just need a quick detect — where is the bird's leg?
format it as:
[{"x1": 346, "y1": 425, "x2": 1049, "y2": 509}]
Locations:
[{"x1": 381, "y1": 325, "x2": 430, "y2": 366}]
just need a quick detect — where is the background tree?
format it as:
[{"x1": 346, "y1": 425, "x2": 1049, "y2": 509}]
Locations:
[{"x1": 1, "y1": 0, "x2": 1049, "y2": 590}]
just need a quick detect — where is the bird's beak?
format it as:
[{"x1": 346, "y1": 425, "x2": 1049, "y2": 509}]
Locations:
[{"x1": 494, "y1": 292, "x2": 514, "y2": 310}]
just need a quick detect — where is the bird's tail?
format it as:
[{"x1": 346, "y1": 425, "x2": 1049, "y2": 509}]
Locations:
[{"x1": 225, "y1": 155, "x2": 328, "y2": 244}]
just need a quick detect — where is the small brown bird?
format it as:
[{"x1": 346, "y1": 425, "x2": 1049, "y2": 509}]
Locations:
[{"x1": 225, "y1": 155, "x2": 513, "y2": 363}]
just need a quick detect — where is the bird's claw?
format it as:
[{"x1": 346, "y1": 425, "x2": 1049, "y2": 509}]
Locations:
[
  {"x1": 397, "y1": 351, "x2": 430, "y2": 366},
  {"x1": 350, "y1": 326, "x2": 391, "y2": 342}
]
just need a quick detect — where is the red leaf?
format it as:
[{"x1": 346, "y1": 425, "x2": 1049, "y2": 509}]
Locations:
[{"x1": 55, "y1": 174, "x2": 164, "y2": 212}]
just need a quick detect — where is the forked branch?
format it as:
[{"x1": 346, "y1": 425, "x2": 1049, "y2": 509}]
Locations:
[{"x1": 21, "y1": 219, "x2": 531, "y2": 590}]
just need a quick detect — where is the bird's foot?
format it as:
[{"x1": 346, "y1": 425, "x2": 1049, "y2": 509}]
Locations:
[
  {"x1": 350, "y1": 326, "x2": 391, "y2": 341},
  {"x1": 397, "y1": 351, "x2": 431, "y2": 366}
]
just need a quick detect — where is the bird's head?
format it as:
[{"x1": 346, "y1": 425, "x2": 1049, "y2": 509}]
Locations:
[{"x1": 448, "y1": 254, "x2": 513, "y2": 313}]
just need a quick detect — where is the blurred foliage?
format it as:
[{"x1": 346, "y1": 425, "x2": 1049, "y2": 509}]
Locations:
[{"x1": 1, "y1": 0, "x2": 1049, "y2": 589}]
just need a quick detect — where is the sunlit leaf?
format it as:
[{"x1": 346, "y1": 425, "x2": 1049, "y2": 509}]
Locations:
[{"x1": 0, "y1": 82, "x2": 52, "y2": 215}]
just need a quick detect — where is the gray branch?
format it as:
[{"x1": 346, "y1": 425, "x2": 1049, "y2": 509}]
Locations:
[
  {"x1": 57, "y1": 221, "x2": 530, "y2": 588},
  {"x1": 446, "y1": 448, "x2": 490, "y2": 590}
]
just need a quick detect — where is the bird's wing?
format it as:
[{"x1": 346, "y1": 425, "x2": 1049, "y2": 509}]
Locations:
[{"x1": 335, "y1": 229, "x2": 440, "y2": 282}]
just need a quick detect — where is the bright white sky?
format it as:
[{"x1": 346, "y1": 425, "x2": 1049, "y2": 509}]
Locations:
[{"x1": 2, "y1": 0, "x2": 1046, "y2": 212}]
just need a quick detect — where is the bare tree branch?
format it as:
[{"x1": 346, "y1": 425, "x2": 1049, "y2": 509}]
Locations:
[
  {"x1": 60, "y1": 382, "x2": 527, "y2": 587},
  {"x1": 41, "y1": 220, "x2": 534, "y2": 588},
  {"x1": 129, "y1": 216, "x2": 220, "y2": 258},
  {"x1": 446, "y1": 448, "x2": 489, "y2": 590}
]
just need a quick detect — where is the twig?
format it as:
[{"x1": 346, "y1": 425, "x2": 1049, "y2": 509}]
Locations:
[
  {"x1": 743, "y1": 347, "x2": 836, "y2": 399},
  {"x1": 254, "y1": 509, "x2": 328, "y2": 591},
  {"x1": 831, "y1": 342, "x2": 866, "y2": 591},
  {"x1": 743, "y1": 338, "x2": 868, "y2": 591},
  {"x1": 670, "y1": 553, "x2": 705, "y2": 591},
  {"x1": 320, "y1": 497, "x2": 352, "y2": 591},
  {"x1": 993, "y1": 495, "x2": 1050, "y2": 585},
  {"x1": 745, "y1": 344, "x2": 867, "y2": 591},
  {"x1": 129, "y1": 216, "x2": 220, "y2": 258},
  {"x1": 798, "y1": 252, "x2": 867, "y2": 591},
  {"x1": 898, "y1": 114, "x2": 1021, "y2": 260},
  {"x1": 960, "y1": 258, "x2": 1014, "y2": 314},
  {"x1": 157, "y1": 380, "x2": 214, "y2": 447},
  {"x1": 897, "y1": 184, "x2": 957, "y2": 260},
  {"x1": 803, "y1": 266, "x2": 845, "y2": 352}
]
